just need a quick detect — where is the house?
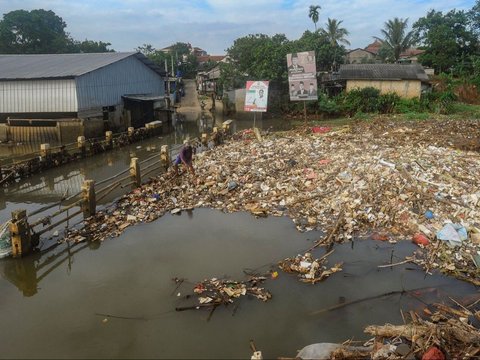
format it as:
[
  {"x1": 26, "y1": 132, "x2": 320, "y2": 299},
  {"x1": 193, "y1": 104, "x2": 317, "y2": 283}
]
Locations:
[
  {"x1": 0, "y1": 52, "x2": 168, "y2": 142},
  {"x1": 399, "y1": 48, "x2": 425, "y2": 64},
  {"x1": 196, "y1": 55, "x2": 226, "y2": 65},
  {"x1": 338, "y1": 64, "x2": 430, "y2": 98},
  {"x1": 345, "y1": 48, "x2": 377, "y2": 64},
  {"x1": 364, "y1": 39, "x2": 383, "y2": 55}
]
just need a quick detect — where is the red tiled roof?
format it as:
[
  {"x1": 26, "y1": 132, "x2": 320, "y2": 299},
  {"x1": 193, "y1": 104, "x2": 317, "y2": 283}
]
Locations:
[
  {"x1": 365, "y1": 39, "x2": 383, "y2": 54},
  {"x1": 197, "y1": 55, "x2": 225, "y2": 63},
  {"x1": 400, "y1": 48, "x2": 425, "y2": 57}
]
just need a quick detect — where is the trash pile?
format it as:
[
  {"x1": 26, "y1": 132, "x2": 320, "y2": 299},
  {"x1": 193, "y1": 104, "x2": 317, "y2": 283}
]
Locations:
[
  {"x1": 363, "y1": 299, "x2": 480, "y2": 359},
  {"x1": 64, "y1": 118, "x2": 480, "y2": 284},
  {"x1": 278, "y1": 251, "x2": 343, "y2": 284},
  {"x1": 294, "y1": 297, "x2": 480, "y2": 359},
  {"x1": 175, "y1": 276, "x2": 272, "y2": 312}
]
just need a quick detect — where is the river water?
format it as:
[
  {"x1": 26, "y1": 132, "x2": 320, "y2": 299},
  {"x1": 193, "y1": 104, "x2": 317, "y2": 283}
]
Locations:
[{"x1": 0, "y1": 110, "x2": 477, "y2": 358}]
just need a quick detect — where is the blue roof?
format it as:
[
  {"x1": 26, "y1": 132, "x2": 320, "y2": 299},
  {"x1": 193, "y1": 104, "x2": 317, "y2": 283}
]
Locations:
[{"x1": 0, "y1": 52, "x2": 166, "y2": 80}]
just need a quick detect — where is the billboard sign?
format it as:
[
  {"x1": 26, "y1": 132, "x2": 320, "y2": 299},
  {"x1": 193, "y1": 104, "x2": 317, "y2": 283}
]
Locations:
[
  {"x1": 244, "y1": 81, "x2": 269, "y2": 112},
  {"x1": 287, "y1": 51, "x2": 317, "y2": 101}
]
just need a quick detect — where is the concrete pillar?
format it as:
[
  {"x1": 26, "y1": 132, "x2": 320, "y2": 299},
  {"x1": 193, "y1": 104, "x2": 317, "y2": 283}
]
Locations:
[
  {"x1": 81, "y1": 180, "x2": 96, "y2": 219},
  {"x1": 40, "y1": 143, "x2": 51, "y2": 159},
  {"x1": 130, "y1": 157, "x2": 141, "y2": 188},
  {"x1": 9, "y1": 209, "x2": 32, "y2": 258},
  {"x1": 105, "y1": 131, "x2": 113, "y2": 149},
  {"x1": 127, "y1": 127, "x2": 135, "y2": 138},
  {"x1": 222, "y1": 119, "x2": 234, "y2": 134},
  {"x1": 77, "y1": 136, "x2": 86, "y2": 157},
  {"x1": 160, "y1": 145, "x2": 170, "y2": 170}
]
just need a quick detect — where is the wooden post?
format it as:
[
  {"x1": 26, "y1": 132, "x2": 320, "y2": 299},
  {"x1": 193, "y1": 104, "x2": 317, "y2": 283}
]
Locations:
[
  {"x1": 303, "y1": 101, "x2": 307, "y2": 125},
  {"x1": 130, "y1": 157, "x2": 141, "y2": 188},
  {"x1": 160, "y1": 145, "x2": 170, "y2": 170},
  {"x1": 9, "y1": 209, "x2": 32, "y2": 258},
  {"x1": 105, "y1": 131, "x2": 113, "y2": 149},
  {"x1": 40, "y1": 143, "x2": 51, "y2": 159},
  {"x1": 81, "y1": 180, "x2": 96, "y2": 219},
  {"x1": 77, "y1": 136, "x2": 86, "y2": 157}
]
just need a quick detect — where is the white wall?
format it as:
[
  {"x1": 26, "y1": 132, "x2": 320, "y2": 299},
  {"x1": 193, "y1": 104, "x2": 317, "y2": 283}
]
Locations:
[{"x1": 0, "y1": 79, "x2": 78, "y2": 113}]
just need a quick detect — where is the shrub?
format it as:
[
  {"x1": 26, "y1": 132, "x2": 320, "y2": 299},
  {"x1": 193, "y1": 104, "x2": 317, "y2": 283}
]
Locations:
[
  {"x1": 317, "y1": 93, "x2": 342, "y2": 116},
  {"x1": 340, "y1": 87, "x2": 381, "y2": 115},
  {"x1": 378, "y1": 93, "x2": 401, "y2": 114}
]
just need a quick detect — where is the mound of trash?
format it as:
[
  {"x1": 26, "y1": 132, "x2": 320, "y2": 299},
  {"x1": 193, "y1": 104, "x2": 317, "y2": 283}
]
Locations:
[{"x1": 65, "y1": 118, "x2": 480, "y2": 284}]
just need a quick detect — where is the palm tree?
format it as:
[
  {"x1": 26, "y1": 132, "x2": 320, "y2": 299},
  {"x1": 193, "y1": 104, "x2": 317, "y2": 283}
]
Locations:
[
  {"x1": 308, "y1": 5, "x2": 321, "y2": 31},
  {"x1": 321, "y1": 18, "x2": 350, "y2": 71},
  {"x1": 375, "y1": 17, "x2": 415, "y2": 62},
  {"x1": 322, "y1": 18, "x2": 351, "y2": 47}
]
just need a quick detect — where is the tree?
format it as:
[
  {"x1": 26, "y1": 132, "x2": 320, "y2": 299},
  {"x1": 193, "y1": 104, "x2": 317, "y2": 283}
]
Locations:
[
  {"x1": 75, "y1": 39, "x2": 113, "y2": 53},
  {"x1": 135, "y1": 43, "x2": 157, "y2": 56},
  {"x1": 220, "y1": 34, "x2": 291, "y2": 89},
  {"x1": 0, "y1": 9, "x2": 114, "y2": 54},
  {"x1": 321, "y1": 18, "x2": 350, "y2": 47},
  {"x1": 0, "y1": 9, "x2": 70, "y2": 53},
  {"x1": 375, "y1": 17, "x2": 415, "y2": 62},
  {"x1": 292, "y1": 30, "x2": 346, "y2": 72},
  {"x1": 320, "y1": 18, "x2": 350, "y2": 70},
  {"x1": 469, "y1": 0, "x2": 480, "y2": 32},
  {"x1": 413, "y1": 10, "x2": 479, "y2": 73},
  {"x1": 308, "y1": 5, "x2": 321, "y2": 31}
]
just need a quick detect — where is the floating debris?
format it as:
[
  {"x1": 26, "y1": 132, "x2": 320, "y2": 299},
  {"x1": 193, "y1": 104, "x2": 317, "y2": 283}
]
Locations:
[
  {"x1": 176, "y1": 276, "x2": 272, "y2": 312},
  {"x1": 278, "y1": 250, "x2": 343, "y2": 284}
]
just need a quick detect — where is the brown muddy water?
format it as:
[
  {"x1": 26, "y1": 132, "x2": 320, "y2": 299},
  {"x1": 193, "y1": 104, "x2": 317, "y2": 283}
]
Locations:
[{"x1": 0, "y1": 112, "x2": 477, "y2": 358}]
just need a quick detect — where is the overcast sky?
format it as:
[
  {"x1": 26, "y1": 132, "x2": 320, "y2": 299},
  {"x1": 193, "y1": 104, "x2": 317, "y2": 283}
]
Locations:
[{"x1": 0, "y1": 0, "x2": 476, "y2": 54}]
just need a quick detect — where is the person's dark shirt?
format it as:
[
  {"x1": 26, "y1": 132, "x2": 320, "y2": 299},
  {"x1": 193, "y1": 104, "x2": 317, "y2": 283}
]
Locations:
[{"x1": 180, "y1": 146, "x2": 193, "y2": 164}]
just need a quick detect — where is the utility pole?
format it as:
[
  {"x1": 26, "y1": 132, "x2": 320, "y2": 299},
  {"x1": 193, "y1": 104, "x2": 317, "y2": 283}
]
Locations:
[{"x1": 165, "y1": 59, "x2": 170, "y2": 95}]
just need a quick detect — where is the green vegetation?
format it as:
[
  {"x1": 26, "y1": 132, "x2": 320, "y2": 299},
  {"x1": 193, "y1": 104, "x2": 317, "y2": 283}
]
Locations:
[
  {"x1": 308, "y1": 5, "x2": 321, "y2": 31},
  {"x1": 413, "y1": 8, "x2": 479, "y2": 74},
  {"x1": 0, "y1": 9, "x2": 113, "y2": 53},
  {"x1": 135, "y1": 42, "x2": 198, "y2": 79},
  {"x1": 375, "y1": 18, "x2": 415, "y2": 62}
]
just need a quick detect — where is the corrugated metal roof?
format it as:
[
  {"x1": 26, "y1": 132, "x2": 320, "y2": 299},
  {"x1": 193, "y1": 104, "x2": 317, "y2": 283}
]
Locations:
[
  {"x1": 338, "y1": 64, "x2": 429, "y2": 82},
  {"x1": 0, "y1": 52, "x2": 166, "y2": 80}
]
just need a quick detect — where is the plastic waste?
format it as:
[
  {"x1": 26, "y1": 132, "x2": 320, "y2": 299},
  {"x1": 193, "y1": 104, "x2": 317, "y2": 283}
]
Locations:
[
  {"x1": 413, "y1": 233, "x2": 430, "y2": 246},
  {"x1": 424, "y1": 210, "x2": 434, "y2": 219},
  {"x1": 436, "y1": 223, "x2": 468, "y2": 247},
  {"x1": 227, "y1": 181, "x2": 238, "y2": 191},
  {"x1": 296, "y1": 343, "x2": 372, "y2": 359},
  {"x1": 422, "y1": 346, "x2": 445, "y2": 360}
]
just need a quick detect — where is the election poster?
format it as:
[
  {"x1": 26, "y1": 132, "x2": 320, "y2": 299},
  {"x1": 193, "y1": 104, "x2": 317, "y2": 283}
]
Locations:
[
  {"x1": 287, "y1": 51, "x2": 318, "y2": 101},
  {"x1": 244, "y1": 81, "x2": 269, "y2": 112}
]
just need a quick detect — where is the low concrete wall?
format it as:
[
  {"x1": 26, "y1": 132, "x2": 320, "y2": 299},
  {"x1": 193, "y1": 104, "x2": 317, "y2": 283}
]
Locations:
[
  {"x1": 8, "y1": 125, "x2": 58, "y2": 143},
  {"x1": 0, "y1": 124, "x2": 7, "y2": 142},
  {"x1": 346, "y1": 79, "x2": 421, "y2": 99}
]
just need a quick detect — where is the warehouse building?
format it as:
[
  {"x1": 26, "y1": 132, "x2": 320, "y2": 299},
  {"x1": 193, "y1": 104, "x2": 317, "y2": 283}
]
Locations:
[{"x1": 0, "y1": 52, "x2": 168, "y2": 143}]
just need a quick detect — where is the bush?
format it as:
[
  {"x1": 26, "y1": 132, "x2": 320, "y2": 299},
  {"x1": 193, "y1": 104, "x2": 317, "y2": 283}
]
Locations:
[
  {"x1": 395, "y1": 98, "x2": 423, "y2": 113},
  {"x1": 341, "y1": 87, "x2": 381, "y2": 115},
  {"x1": 378, "y1": 93, "x2": 401, "y2": 114},
  {"x1": 317, "y1": 93, "x2": 342, "y2": 116}
]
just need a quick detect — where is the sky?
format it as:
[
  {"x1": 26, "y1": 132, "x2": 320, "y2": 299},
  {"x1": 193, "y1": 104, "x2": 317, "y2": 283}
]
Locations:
[{"x1": 0, "y1": 0, "x2": 476, "y2": 54}]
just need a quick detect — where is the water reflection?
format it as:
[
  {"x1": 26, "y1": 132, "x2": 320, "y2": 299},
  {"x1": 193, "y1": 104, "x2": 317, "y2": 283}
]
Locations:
[{"x1": 1, "y1": 241, "x2": 98, "y2": 297}]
